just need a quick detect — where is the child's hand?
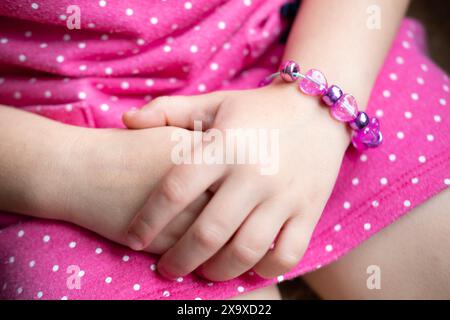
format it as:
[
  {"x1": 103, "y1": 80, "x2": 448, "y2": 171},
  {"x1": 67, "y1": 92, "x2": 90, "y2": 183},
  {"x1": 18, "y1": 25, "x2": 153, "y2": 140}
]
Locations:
[{"x1": 123, "y1": 84, "x2": 351, "y2": 281}]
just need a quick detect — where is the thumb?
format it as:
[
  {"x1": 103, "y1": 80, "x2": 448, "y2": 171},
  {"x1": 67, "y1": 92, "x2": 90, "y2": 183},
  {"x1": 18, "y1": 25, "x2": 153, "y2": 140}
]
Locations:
[{"x1": 123, "y1": 92, "x2": 226, "y2": 130}]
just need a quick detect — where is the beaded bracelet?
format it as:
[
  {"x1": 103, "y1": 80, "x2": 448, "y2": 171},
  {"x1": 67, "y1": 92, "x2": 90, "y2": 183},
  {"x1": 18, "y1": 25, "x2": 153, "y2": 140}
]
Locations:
[{"x1": 259, "y1": 60, "x2": 383, "y2": 151}]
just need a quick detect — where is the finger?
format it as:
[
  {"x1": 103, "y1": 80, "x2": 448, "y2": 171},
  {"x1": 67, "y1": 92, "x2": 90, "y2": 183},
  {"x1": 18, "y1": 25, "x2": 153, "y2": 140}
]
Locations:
[
  {"x1": 123, "y1": 92, "x2": 226, "y2": 129},
  {"x1": 126, "y1": 161, "x2": 226, "y2": 251},
  {"x1": 156, "y1": 177, "x2": 263, "y2": 279},
  {"x1": 144, "y1": 191, "x2": 211, "y2": 254},
  {"x1": 253, "y1": 215, "x2": 314, "y2": 279},
  {"x1": 200, "y1": 199, "x2": 290, "y2": 281}
]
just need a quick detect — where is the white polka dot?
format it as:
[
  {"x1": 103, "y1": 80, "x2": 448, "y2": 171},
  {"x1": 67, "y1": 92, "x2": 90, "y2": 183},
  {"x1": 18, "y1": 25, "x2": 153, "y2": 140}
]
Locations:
[
  {"x1": 417, "y1": 77, "x2": 425, "y2": 85},
  {"x1": 210, "y1": 62, "x2": 219, "y2": 71},
  {"x1": 63, "y1": 34, "x2": 71, "y2": 41},
  {"x1": 150, "y1": 17, "x2": 158, "y2": 25},
  {"x1": 421, "y1": 63, "x2": 428, "y2": 72},
  {"x1": 163, "y1": 290, "x2": 170, "y2": 297},
  {"x1": 277, "y1": 275, "x2": 284, "y2": 282},
  {"x1": 403, "y1": 200, "x2": 411, "y2": 207},
  {"x1": 105, "y1": 277, "x2": 112, "y2": 284},
  {"x1": 325, "y1": 244, "x2": 333, "y2": 252},
  {"x1": 243, "y1": 0, "x2": 252, "y2": 6},
  {"x1": 17, "y1": 287, "x2": 23, "y2": 294},
  {"x1": 418, "y1": 155, "x2": 426, "y2": 163},
  {"x1": 411, "y1": 177, "x2": 419, "y2": 184},
  {"x1": 68, "y1": 241, "x2": 77, "y2": 248},
  {"x1": 13, "y1": 91, "x2": 22, "y2": 99},
  {"x1": 237, "y1": 286, "x2": 245, "y2": 293},
  {"x1": 372, "y1": 200, "x2": 379, "y2": 207},
  {"x1": 352, "y1": 177, "x2": 359, "y2": 186},
  {"x1": 44, "y1": 90, "x2": 52, "y2": 98},
  {"x1": 78, "y1": 42, "x2": 86, "y2": 49},
  {"x1": 334, "y1": 224, "x2": 341, "y2": 232},
  {"x1": 176, "y1": 277, "x2": 184, "y2": 283},
  {"x1": 120, "y1": 81, "x2": 129, "y2": 90},
  {"x1": 31, "y1": 3, "x2": 39, "y2": 10},
  {"x1": 52, "y1": 265, "x2": 59, "y2": 272},
  {"x1": 65, "y1": 104, "x2": 73, "y2": 112},
  {"x1": 88, "y1": 22, "x2": 96, "y2": 28},
  {"x1": 380, "y1": 177, "x2": 388, "y2": 185},
  {"x1": 59, "y1": 14, "x2": 67, "y2": 21},
  {"x1": 24, "y1": 31, "x2": 32, "y2": 38},
  {"x1": 78, "y1": 270, "x2": 85, "y2": 277},
  {"x1": 61, "y1": 296, "x2": 68, "y2": 300},
  {"x1": 95, "y1": 247, "x2": 102, "y2": 254},
  {"x1": 8, "y1": 256, "x2": 15, "y2": 263},
  {"x1": 0, "y1": 38, "x2": 8, "y2": 44},
  {"x1": 29, "y1": 260, "x2": 36, "y2": 268},
  {"x1": 42, "y1": 235, "x2": 50, "y2": 243},
  {"x1": 395, "y1": 56, "x2": 404, "y2": 64},
  {"x1": 163, "y1": 45, "x2": 171, "y2": 53},
  {"x1": 198, "y1": 83, "x2": 206, "y2": 92},
  {"x1": 389, "y1": 73, "x2": 398, "y2": 81},
  {"x1": 99, "y1": 0, "x2": 106, "y2": 7},
  {"x1": 195, "y1": 297, "x2": 202, "y2": 300},
  {"x1": 125, "y1": 8, "x2": 134, "y2": 16},
  {"x1": 100, "y1": 34, "x2": 108, "y2": 41},
  {"x1": 190, "y1": 44, "x2": 198, "y2": 53},
  {"x1": 360, "y1": 154, "x2": 368, "y2": 162},
  {"x1": 79, "y1": 65, "x2": 87, "y2": 71},
  {"x1": 122, "y1": 255, "x2": 130, "y2": 262},
  {"x1": 389, "y1": 154, "x2": 397, "y2": 162},
  {"x1": 402, "y1": 40, "x2": 410, "y2": 49},
  {"x1": 444, "y1": 178, "x2": 450, "y2": 186},
  {"x1": 37, "y1": 291, "x2": 43, "y2": 299},
  {"x1": 343, "y1": 201, "x2": 351, "y2": 209},
  {"x1": 411, "y1": 93, "x2": 419, "y2": 101},
  {"x1": 18, "y1": 54, "x2": 27, "y2": 62},
  {"x1": 150, "y1": 264, "x2": 156, "y2": 271},
  {"x1": 39, "y1": 43, "x2": 48, "y2": 49},
  {"x1": 184, "y1": 2, "x2": 192, "y2": 10},
  {"x1": 364, "y1": 223, "x2": 371, "y2": 231},
  {"x1": 404, "y1": 111, "x2": 412, "y2": 119},
  {"x1": 382, "y1": 90, "x2": 391, "y2": 98},
  {"x1": 78, "y1": 92, "x2": 87, "y2": 100},
  {"x1": 17, "y1": 230, "x2": 25, "y2": 237},
  {"x1": 426, "y1": 134, "x2": 434, "y2": 142},
  {"x1": 375, "y1": 109, "x2": 384, "y2": 117},
  {"x1": 439, "y1": 98, "x2": 446, "y2": 106},
  {"x1": 223, "y1": 42, "x2": 231, "y2": 50},
  {"x1": 397, "y1": 131, "x2": 405, "y2": 139},
  {"x1": 443, "y1": 84, "x2": 449, "y2": 92},
  {"x1": 218, "y1": 21, "x2": 226, "y2": 30},
  {"x1": 434, "y1": 115, "x2": 442, "y2": 123}
]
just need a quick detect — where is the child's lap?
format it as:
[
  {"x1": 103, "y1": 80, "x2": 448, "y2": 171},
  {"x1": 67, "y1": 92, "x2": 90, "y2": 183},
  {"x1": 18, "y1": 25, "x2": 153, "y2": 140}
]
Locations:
[{"x1": 1, "y1": 19, "x2": 449, "y2": 300}]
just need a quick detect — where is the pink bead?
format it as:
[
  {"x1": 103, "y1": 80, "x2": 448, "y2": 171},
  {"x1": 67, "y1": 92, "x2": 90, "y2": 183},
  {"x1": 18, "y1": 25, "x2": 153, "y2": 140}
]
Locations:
[
  {"x1": 299, "y1": 69, "x2": 327, "y2": 96},
  {"x1": 351, "y1": 117, "x2": 381, "y2": 150},
  {"x1": 331, "y1": 94, "x2": 359, "y2": 122}
]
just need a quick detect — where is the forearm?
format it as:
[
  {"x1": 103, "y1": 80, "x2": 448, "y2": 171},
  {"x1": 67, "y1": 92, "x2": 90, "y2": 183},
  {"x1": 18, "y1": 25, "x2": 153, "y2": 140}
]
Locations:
[
  {"x1": 282, "y1": 0, "x2": 409, "y2": 106},
  {"x1": 0, "y1": 105, "x2": 83, "y2": 219}
]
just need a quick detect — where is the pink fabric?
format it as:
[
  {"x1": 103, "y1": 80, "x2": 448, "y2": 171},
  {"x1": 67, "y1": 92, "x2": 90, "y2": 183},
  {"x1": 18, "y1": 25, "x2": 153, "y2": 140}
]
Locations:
[{"x1": 0, "y1": 0, "x2": 449, "y2": 300}]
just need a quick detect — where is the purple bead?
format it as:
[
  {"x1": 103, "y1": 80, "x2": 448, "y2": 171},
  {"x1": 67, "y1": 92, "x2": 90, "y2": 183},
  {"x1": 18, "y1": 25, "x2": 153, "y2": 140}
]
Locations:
[
  {"x1": 349, "y1": 111, "x2": 370, "y2": 130},
  {"x1": 279, "y1": 60, "x2": 300, "y2": 82},
  {"x1": 351, "y1": 117, "x2": 382, "y2": 150},
  {"x1": 322, "y1": 85, "x2": 343, "y2": 106},
  {"x1": 367, "y1": 131, "x2": 383, "y2": 148}
]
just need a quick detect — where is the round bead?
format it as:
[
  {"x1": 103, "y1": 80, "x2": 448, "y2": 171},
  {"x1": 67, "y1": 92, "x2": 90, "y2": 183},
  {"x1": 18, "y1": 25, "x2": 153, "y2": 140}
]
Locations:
[
  {"x1": 299, "y1": 69, "x2": 327, "y2": 96},
  {"x1": 322, "y1": 85, "x2": 343, "y2": 106},
  {"x1": 349, "y1": 111, "x2": 370, "y2": 130},
  {"x1": 330, "y1": 94, "x2": 359, "y2": 122},
  {"x1": 279, "y1": 60, "x2": 300, "y2": 82},
  {"x1": 367, "y1": 131, "x2": 383, "y2": 148}
]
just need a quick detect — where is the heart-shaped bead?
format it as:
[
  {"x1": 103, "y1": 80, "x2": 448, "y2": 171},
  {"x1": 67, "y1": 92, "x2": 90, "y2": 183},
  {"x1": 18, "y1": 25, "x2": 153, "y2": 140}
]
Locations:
[
  {"x1": 331, "y1": 94, "x2": 359, "y2": 122},
  {"x1": 299, "y1": 69, "x2": 327, "y2": 96},
  {"x1": 351, "y1": 117, "x2": 382, "y2": 150}
]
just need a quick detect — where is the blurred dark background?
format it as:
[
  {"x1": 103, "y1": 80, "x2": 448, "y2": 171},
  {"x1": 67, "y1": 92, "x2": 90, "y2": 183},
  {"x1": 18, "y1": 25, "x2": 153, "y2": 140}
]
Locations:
[{"x1": 279, "y1": 0, "x2": 450, "y2": 300}]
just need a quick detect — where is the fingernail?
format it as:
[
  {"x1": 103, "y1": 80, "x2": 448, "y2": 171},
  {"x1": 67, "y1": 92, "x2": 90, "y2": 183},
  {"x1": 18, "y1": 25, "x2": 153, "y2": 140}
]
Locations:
[
  {"x1": 157, "y1": 264, "x2": 177, "y2": 280},
  {"x1": 126, "y1": 233, "x2": 144, "y2": 251}
]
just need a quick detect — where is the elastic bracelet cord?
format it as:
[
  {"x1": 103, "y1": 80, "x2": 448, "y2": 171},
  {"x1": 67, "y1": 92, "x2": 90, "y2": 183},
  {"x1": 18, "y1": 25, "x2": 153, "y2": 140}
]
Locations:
[{"x1": 259, "y1": 60, "x2": 383, "y2": 151}]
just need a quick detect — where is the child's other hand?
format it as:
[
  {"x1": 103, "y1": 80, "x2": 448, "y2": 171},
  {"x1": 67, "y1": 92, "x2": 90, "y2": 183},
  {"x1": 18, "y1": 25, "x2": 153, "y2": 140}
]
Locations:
[{"x1": 123, "y1": 85, "x2": 350, "y2": 281}]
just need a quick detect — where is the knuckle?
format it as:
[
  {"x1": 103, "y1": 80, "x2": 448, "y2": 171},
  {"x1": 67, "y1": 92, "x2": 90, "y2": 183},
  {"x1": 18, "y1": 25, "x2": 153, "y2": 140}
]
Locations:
[
  {"x1": 192, "y1": 225, "x2": 224, "y2": 250},
  {"x1": 160, "y1": 175, "x2": 187, "y2": 205},
  {"x1": 230, "y1": 243, "x2": 262, "y2": 266}
]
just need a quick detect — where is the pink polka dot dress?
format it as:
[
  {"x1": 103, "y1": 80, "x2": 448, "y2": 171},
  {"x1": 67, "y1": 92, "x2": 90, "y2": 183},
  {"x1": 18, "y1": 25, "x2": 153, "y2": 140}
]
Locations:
[{"x1": 0, "y1": 0, "x2": 449, "y2": 300}]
